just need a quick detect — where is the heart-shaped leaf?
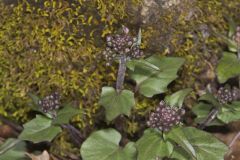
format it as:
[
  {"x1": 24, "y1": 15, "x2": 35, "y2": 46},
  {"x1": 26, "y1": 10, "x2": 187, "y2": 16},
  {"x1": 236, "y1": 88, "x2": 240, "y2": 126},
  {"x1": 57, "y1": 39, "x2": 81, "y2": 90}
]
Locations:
[
  {"x1": 217, "y1": 52, "x2": 240, "y2": 83},
  {"x1": 181, "y1": 127, "x2": 228, "y2": 160},
  {"x1": 99, "y1": 87, "x2": 135, "y2": 122},
  {"x1": 167, "y1": 127, "x2": 228, "y2": 160},
  {"x1": 129, "y1": 55, "x2": 185, "y2": 97},
  {"x1": 80, "y1": 128, "x2": 136, "y2": 160},
  {"x1": 165, "y1": 88, "x2": 192, "y2": 108},
  {"x1": 136, "y1": 129, "x2": 173, "y2": 160},
  {"x1": 19, "y1": 115, "x2": 61, "y2": 143}
]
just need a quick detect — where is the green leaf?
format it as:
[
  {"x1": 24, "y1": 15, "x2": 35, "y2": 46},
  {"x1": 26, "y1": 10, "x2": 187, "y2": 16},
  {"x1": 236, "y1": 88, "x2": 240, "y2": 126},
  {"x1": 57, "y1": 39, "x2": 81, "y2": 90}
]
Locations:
[
  {"x1": 0, "y1": 139, "x2": 27, "y2": 160},
  {"x1": 192, "y1": 102, "x2": 223, "y2": 126},
  {"x1": 53, "y1": 104, "x2": 80, "y2": 125},
  {"x1": 127, "y1": 59, "x2": 160, "y2": 71},
  {"x1": 99, "y1": 87, "x2": 135, "y2": 122},
  {"x1": 136, "y1": 129, "x2": 173, "y2": 160},
  {"x1": 80, "y1": 128, "x2": 137, "y2": 160},
  {"x1": 217, "y1": 101, "x2": 240, "y2": 123},
  {"x1": 193, "y1": 100, "x2": 240, "y2": 125},
  {"x1": 198, "y1": 93, "x2": 221, "y2": 107},
  {"x1": 126, "y1": 60, "x2": 137, "y2": 71},
  {"x1": 217, "y1": 52, "x2": 240, "y2": 83},
  {"x1": 129, "y1": 55, "x2": 184, "y2": 97},
  {"x1": 28, "y1": 93, "x2": 42, "y2": 112},
  {"x1": 192, "y1": 102, "x2": 212, "y2": 123},
  {"x1": 165, "y1": 88, "x2": 192, "y2": 107},
  {"x1": 19, "y1": 115, "x2": 61, "y2": 143},
  {"x1": 166, "y1": 127, "x2": 196, "y2": 159},
  {"x1": 182, "y1": 127, "x2": 228, "y2": 160},
  {"x1": 0, "y1": 138, "x2": 21, "y2": 155},
  {"x1": 167, "y1": 127, "x2": 228, "y2": 160},
  {"x1": 170, "y1": 147, "x2": 190, "y2": 160}
]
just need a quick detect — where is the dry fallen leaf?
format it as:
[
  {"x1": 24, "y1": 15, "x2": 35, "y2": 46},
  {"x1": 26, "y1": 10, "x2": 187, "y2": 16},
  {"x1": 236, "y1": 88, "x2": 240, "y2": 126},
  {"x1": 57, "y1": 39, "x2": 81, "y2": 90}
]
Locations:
[
  {"x1": 0, "y1": 124, "x2": 17, "y2": 138},
  {"x1": 25, "y1": 150, "x2": 50, "y2": 160}
]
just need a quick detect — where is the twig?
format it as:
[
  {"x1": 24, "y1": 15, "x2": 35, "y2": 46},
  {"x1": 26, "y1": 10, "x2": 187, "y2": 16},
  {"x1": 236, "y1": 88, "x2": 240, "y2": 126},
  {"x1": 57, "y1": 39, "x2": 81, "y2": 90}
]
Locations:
[
  {"x1": 226, "y1": 131, "x2": 240, "y2": 157},
  {"x1": 61, "y1": 124, "x2": 83, "y2": 147},
  {"x1": 229, "y1": 131, "x2": 240, "y2": 148},
  {"x1": 0, "y1": 115, "x2": 23, "y2": 132},
  {"x1": 116, "y1": 55, "x2": 127, "y2": 93}
]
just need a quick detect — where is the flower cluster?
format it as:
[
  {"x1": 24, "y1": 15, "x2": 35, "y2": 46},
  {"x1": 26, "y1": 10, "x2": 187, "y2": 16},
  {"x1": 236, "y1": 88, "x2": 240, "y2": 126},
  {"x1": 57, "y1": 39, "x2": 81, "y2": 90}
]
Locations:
[
  {"x1": 103, "y1": 26, "x2": 143, "y2": 66},
  {"x1": 216, "y1": 87, "x2": 240, "y2": 104},
  {"x1": 38, "y1": 92, "x2": 61, "y2": 113},
  {"x1": 147, "y1": 101, "x2": 185, "y2": 132},
  {"x1": 233, "y1": 26, "x2": 240, "y2": 45}
]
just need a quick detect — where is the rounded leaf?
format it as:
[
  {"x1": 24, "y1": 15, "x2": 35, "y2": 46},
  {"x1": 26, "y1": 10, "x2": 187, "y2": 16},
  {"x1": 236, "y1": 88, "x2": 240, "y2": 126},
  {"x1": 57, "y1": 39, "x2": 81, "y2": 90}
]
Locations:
[
  {"x1": 80, "y1": 128, "x2": 136, "y2": 160},
  {"x1": 136, "y1": 129, "x2": 173, "y2": 160},
  {"x1": 99, "y1": 87, "x2": 135, "y2": 121}
]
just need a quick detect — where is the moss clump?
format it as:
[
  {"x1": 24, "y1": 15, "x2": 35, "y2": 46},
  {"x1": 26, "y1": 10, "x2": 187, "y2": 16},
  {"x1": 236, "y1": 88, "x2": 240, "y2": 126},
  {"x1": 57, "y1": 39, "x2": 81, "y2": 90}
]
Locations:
[
  {"x1": 0, "y1": 0, "x2": 141, "y2": 125},
  {"x1": 50, "y1": 130, "x2": 79, "y2": 157}
]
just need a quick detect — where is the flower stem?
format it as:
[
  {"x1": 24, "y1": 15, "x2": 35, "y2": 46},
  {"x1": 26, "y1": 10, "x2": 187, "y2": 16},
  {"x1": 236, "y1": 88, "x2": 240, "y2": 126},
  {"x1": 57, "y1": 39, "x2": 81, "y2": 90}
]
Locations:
[
  {"x1": 198, "y1": 86, "x2": 220, "y2": 129},
  {"x1": 116, "y1": 55, "x2": 127, "y2": 93},
  {"x1": 198, "y1": 108, "x2": 219, "y2": 129},
  {"x1": 237, "y1": 45, "x2": 240, "y2": 88}
]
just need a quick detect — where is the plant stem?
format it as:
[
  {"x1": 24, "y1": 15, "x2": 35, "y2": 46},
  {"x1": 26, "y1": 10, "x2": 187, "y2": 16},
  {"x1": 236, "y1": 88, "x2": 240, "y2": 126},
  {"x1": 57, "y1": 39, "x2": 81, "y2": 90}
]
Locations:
[
  {"x1": 116, "y1": 55, "x2": 127, "y2": 93},
  {"x1": 0, "y1": 115, "x2": 23, "y2": 132},
  {"x1": 229, "y1": 131, "x2": 240, "y2": 148},
  {"x1": 198, "y1": 86, "x2": 220, "y2": 129},
  {"x1": 198, "y1": 108, "x2": 219, "y2": 129},
  {"x1": 237, "y1": 45, "x2": 240, "y2": 88}
]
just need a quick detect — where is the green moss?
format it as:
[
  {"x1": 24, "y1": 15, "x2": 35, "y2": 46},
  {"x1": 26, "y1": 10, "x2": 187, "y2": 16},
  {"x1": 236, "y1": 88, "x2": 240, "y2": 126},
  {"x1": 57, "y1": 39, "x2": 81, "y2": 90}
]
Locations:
[
  {"x1": 0, "y1": 0, "x2": 134, "y2": 124},
  {"x1": 50, "y1": 130, "x2": 79, "y2": 157}
]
